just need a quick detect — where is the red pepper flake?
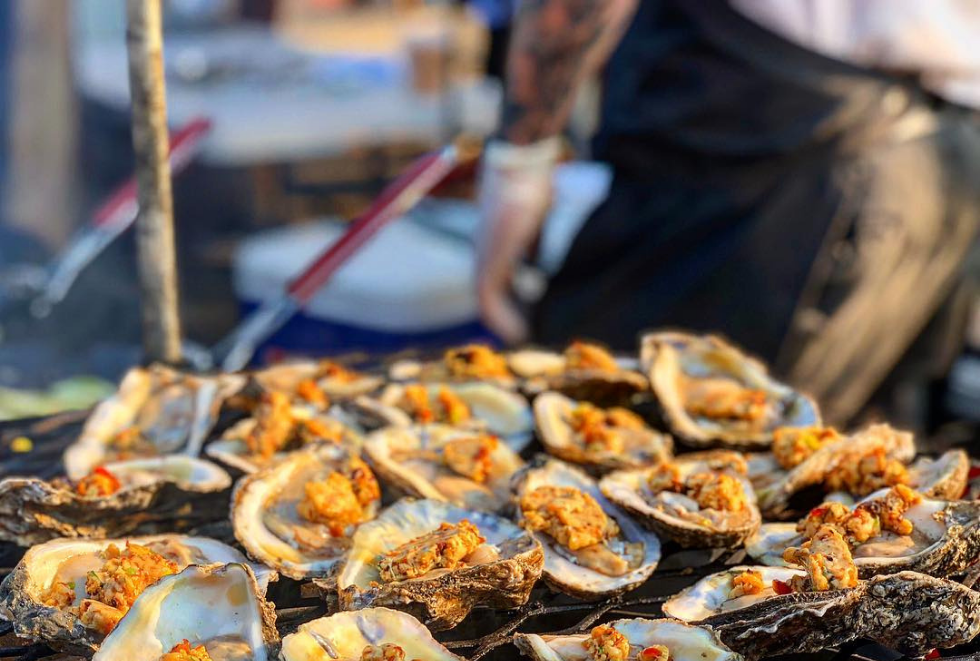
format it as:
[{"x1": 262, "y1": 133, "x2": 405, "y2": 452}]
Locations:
[
  {"x1": 924, "y1": 649, "x2": 941, "y2": 660},
  {"x1": 772, "y1": 579, "x2": 793, "y2": 595}
]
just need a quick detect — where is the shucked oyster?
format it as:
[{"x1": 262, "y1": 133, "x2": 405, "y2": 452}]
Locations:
[
  {"x1": 600, "y1": 452, "x2": 761, "y2": 548},
  {"x1": 515, "y1": 618, "x2": 742, "y2": 661},
  {"x1": 0, "y1": 455, "x2": 231, "y2": 545},
  {"x1": 0, "y1": 534, "x2": 272, "y2": 654},
  {"x1": 331, "y1": 498, "x2": 543, "y2": 630},
  {"x1": 746, "y1": 484, "x2": 980, "y2": 578},
  {"x1": 663, "y1": 565, "x2": 806, "y2": 623},
  {"x1": 251, "y1": 358, "x2": 384, "y2": 402},
  {"x1": 512, "y1": 457, "x2": 661, "y2": 599},
  {"x1": 281, "y1": 607, "x2": 462, "y2": 661},
  {"x1": 640, "y1": 332, "x2": 819, "y2": 450},
  {"x1": 534, "y1": 391, "x2": 672, "y2": 473},
  {"x1": 91, "y1": 563, "x2": 278, "y2": 661},
  {"x1": 389, "y1": 344, "x2": 519, "y2": 389},
  {"x1": 64, "y1": 365, "x2": 243, "y2": 480},
  {"x1": 365, "y1": 425, "x2": 524, "y2": 512},
  {"x1": 232, "y1": 442, "x2": 381, "y2": 580}
]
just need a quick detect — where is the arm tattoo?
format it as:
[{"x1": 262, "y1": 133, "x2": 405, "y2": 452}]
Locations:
[{"x1": 501, "y1": 0, "x2": 637, "y2": 145}]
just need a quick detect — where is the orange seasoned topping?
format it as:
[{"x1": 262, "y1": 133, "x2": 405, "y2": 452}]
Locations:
[
  {"x1": 569, "y1": 403, "x2": 647, "y2": 456},
  {"x1": 245, "y1": 391, "x2": 295, "y2": 459},
  {"x1": 443, "y1": 434, "x2": 499, "y2": 483},
  {"x1": 783, "y1": 525, "x2": 857, "y2": 592},
  {"x1": 75, "y1": 467, "x2": 122, "y2": 498},
  {"x1": 729, "y1": 569, "x2": 765, "y2": 598},
  {"x1": 638, "y1": 645, "x2": 671, "y2": 661},
  {"x1": 772, "y1": 427, "x2": 841, "y2": 469},
  {"x1": 824, "y1": 446, "x2": 909, "y2": 496},
  {"x1": 377, "y1": 520, "x2": 485, "y2": 582},
  {"x1": 647, "y1": 462, "x2": 683, "y2": 493},
  {"x1": 79, "y1": 599, "x2": 124, "y2": 636},
  {"x1": 520, "y1": 486, "x2": 614, "y2": 551},
  {"x1": 401, "y1": 384, "x2": 434, "y2": 424},
  {"x1": 297, "y1": 418, "x2": 345, "y2": 445},
  {"x1": 444, "y1": 345, "x2": 511, "y2": 379},
  {"x1": 297, "y1": 457, "x2": 380, "y2": 536},
  {"x1": 682, "y1": 377, "x2": 769, "y2": 423},
  {"x1": 161, "y1": 640, "x2": 213, "y2": 661},
  {"x1": 857, "y1": 484, "x2": 922, "y2": 537},
  {"x1": 698, "y1": 450, "x2": 749, "y2": 475},
  {"x1": 565, "y1": 341, "x2": 619, "y2": 373},
  {"x1": 317, "y1": 360, "x2": 361, "y2": 383},
  {"x1": 360, "y1": 643, "x2": 407, "y2": 661},
  {"x1": 685, "y1": 472, "x2": 748, "y2": 513},
  {"x1": 296, "y1": 379, "x2": 330, "y2": 408},
  {"x1": 400, "y1": 385, "x2": 471, "y2": 425},
  {"x1": 437, "y1": 387, "x2": 471, "y2": 425},
  {"x1": 41, "y1": 579, "x2": 75, "y2": 609},
  {"x1": 583, "y1": 625, "x2": 630, "y2": 661}
]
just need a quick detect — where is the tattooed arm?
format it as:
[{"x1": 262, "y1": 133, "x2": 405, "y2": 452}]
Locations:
[{"x1": 502, "y1": 0, "x2": 639, "y2": 145}]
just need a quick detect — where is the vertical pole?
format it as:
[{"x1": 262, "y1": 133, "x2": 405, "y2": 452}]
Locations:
[{"x1": 125, "y1": 0, "x2": 182, "y2": 364}]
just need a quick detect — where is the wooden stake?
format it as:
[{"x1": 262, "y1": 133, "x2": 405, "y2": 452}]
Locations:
[{"x1": 125, "y1": 0, "x2": 182, "y2": 364}]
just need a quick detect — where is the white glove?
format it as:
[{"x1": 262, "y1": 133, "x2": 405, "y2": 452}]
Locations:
[{"x1": 476, "y1": 137, "x2": 561, "y2": 345}]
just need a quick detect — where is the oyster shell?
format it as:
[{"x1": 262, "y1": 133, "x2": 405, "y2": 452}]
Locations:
[
  {"x1": 388, "y1": 344, "x2": 519, "y2": 390},
  {"x1": 534, "y1": 391, "x2": 672, "y2": 473},
  {"x1": 512, "y1": 457, "x2": 661, "y2": 599},
  {"x1": 91, "y1": 563, "x2": 278, "y2": 661},
  {"x1": 251, "y1": 359, "x2": 384, "y2": 400},
  {"x1": 0, "y1": 456, "x2": 231, "y2": 545},
  {"x1": 0, "y1": 534, "x2": 273, "y2": 654},
  {"x1": 909, "y1": 448, "x2": 970, "y2": 500},
  {"x1": 700, "y1": 571, "x2": 980, "y2": 660},
  {"x1": 364, "y1": 425, "x2": 524, "y2": 512},
  {"x1": 231, "y1": 442, "x2": 380, "y2": 580},
  {"x1": 745, "y1": 488, "x2": 980, "y2": 578},
  {"x1": 64, "y1": 365, "x2": 244, "y2": 480},
  {"x1": 331, "y1": 498, "x2": 543, "y2": 630},
  {"x1": 514, "y1": 618, "x2": 742, "y2": 661},
  {"x1": 509, "y1": 343, "x2": 648, "y2": 406},
  {"x1": 281, "y1": 607, "x2": 462, "y2": 661},
  {"x1": 662, "y1": 565, "x2": 805, "y2": 623},
  {"x1": 600, "y1": 453, "x2": 761, "y2": 548},
  {"x1": 640, "y1": 332, "x2": 819, "y2": 449}
]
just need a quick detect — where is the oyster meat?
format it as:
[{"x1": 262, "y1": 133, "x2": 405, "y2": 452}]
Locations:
[
  {"x1": 388, "y1": 344, "x2": 519, "y2": 389},
  {"x1": 663, "y1": 565, "x2": 806, "y2": 623},
  {"x1": 91, "y1": 563, "x2": 278, "y2": 661},
  {"x1": 0, "y1": 534, "x2": 273, "y2": 654},
  {"x1": 281, "y1": 607, "x2": 462, "y2": 661},
  {"x1": 600, "y1": 452, "x2": 761, "y2": 548},
  {"x1": 513, "y1": 457, "x2": 661, "y2": 599},
  {"x1": 534, "y1": 391, "x2": 672, "y2": 473},
  {"x1": 0, "y1": 455, "x2": 231, "y2": 545},
  {"x1": 515, "y1": 618, "x2": 742, "y2": 661},
  {"x1": 251, "y1": 359, "x2": 384, "y2": 403},
  {"x1": 232, "y1": 442, "x2": 381, "y2": 580},
  {"x1": 640, "y1": 332, "x2": 819, "y2": 449},
  {"x1": 332, "y1": 498, "x2": 543, "y2": 630},
  {"x1": 365, "y1": 425, "x2": 524, "y2": 512}
]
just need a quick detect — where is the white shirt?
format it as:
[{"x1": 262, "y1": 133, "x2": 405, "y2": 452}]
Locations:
[{"x1": 729, "y1": 0, "x2": 980, "y2": 109}]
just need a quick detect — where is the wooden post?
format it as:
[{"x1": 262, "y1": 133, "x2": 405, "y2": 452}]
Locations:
[{"x1": 125, "y1": 0, "x2": 182, "y2": 364}]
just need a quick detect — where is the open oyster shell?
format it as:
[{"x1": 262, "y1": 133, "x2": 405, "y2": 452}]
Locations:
[
  {"x1": 0, "y1": 455, "x2": 231, "y2": 545},
  {"x1": 364, "y1": 425, "x2": 524, "y2": 512},
  {"x1": 91, "y1": 563, "x2": 278, "y2": 661},
  {"x1": 251, "y1": 359, "x2": 384, "y2": 400},
  {"x1": 331, "y1": 498, "x2": 543, "y2": 630},
  {"x1": 514, "y1": 618, "x2": 742, "y2": 661},
  {"x1": 231, "y1": 442, "x2": 378, "y2": 580},
  {"x1": 700, "y1": 571, "x2": 980, "y2": 660},
  {"x1": 64, "y1": 365, "x2": 244, "y2": 480},
  {"x1": 600, "y1": 454, "x2": 761, "y2": 548},
  {"x1": 908, "y1": 448, "x2": 970, "y2": 500},
  {"x1": 534, "y1": 391, "x2": 672, "y2": 473},
  {"x1": 663, "y1": 565, "x2": 805, "y2": 622},
  {"x1": 0, "y1": 534, "x2": 273, "y2": 654},
  {"x1": 281, "y1": 607, "x2": 462, "y2": 661},
  {"x1": 751, "y1": 423, "x2": 916, "y2": 519},
  {"x1": 746, "y1": 489, "x2": 980, "y2": 578},
  {"x1": 509, "y1": 347, "x2": 648, "y2": 406},
  {"x1": 512, "y1": 457, "x2": 661, "y2": 599},
  {"x1": 640, "y1": 332, "x2": 820, "y2": 450}
]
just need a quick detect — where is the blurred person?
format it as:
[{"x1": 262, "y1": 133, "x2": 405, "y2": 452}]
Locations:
[{"x1": 476, "y1": 0, "x2": 980, "y2": 423}]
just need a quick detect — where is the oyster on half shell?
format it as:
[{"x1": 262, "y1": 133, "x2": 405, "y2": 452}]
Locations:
[
  {"x1": 91, "y1": 563, "x2": 278, "y2": 661},
  {"x1": 0, "y1": 456, "x2": 231, "y2": 545},
  {"x1": 512, "y1": 457, "x2": 661, "y2": 599},
  {"x1": 388, "y1": 344, "x2": 519, "y2": 390},
  {"x1": 251, "y1": 359, "x2": 384, "y2": 401},
  {"x1": 364, "y1": 425, "x2": 524, "y2": 512},
  {"x1": 232, "y1": 442, "x2": 381, "y2": 580},
  {"x1": 640, "y1": 332, "x2": 819, "y2": 450},
  {"x1": 281, "y1": 607, "x2": 462, "y2": 661},
  {"x1": 330, "y1": 498, "x2": 543, "y2": 630},
  {"x1": 663, "y1": 565, "x2": 805, "y2": 623},
  {"x1": 515, "y1": 618, "x2": 742, "y2": 661}
]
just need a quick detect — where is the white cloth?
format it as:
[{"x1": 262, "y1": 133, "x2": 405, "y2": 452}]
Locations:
[{"x1": 729, "y1": 0, "x2": 980, "y2": 109}]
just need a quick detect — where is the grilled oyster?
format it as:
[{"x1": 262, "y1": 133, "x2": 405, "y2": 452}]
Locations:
[
  {"x1": 534, "y1": 391, "x2": 672, "y2": 473},
  {"x1": 663, "y1": 565, "x2": 805, "y2": 622},
  {"x1": 232, "y1": 442, "x2": 381, "y2": 580},
  {"x1": 91, "y1": 563, "x2": 278, "y2": 661},
  {"x1": 64, "y1": 365, "x2": 243, "y2": 480},
  {"x1": 389, "y1": 344, "x2": 519, "y2": 389},
  {"x1": 512, "y1": 457, "x2": 661, "y2": 599},
  {"x1": 750, "y1": 423, "x2": 916, "y2": 519},
  {"x1": 745, "y1": 485, "x2": 980, "y2": 578},
  {"x1": 251, "y1": 359, "x2": 384, "y2": 402},
  {"x1": 331, "y1": 498, "x2": 543, "y2": 630},
  {"x1": 509, "y1": 341, "x2": 648, "y2": 405},
  {"x1": 0, "y1": 535, "x2": 273, "y2": 654},
  {"x1": 515, "y1": 618, "x2": 742, "y2": 661},
  {"x1": 640, "y1": 332, "x2": 819, "y2": 449},
  {"x1": 356, "y1": 381, "x2": 534, "y2": 450},
  {"x1": 364, "y1": 425, "x2": 524, "y2": 512},
  {"x1": 600, "y1": 452, "x2": 761, "y2": 548},
  {"x1": 281, "y1": 607, "x2": 462, "y2": 661},
  {"x1": 0, "y1": 456, "x2": 231, "y2": 545}
]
